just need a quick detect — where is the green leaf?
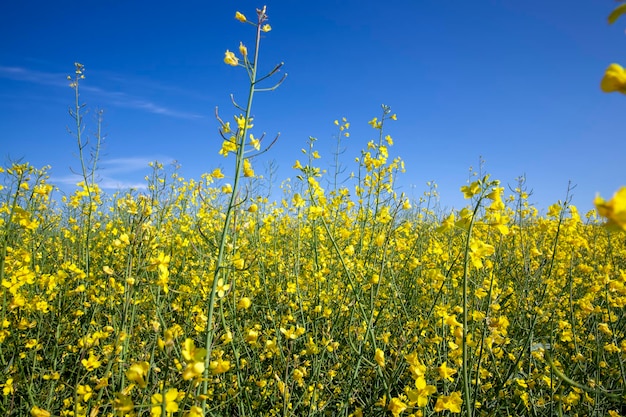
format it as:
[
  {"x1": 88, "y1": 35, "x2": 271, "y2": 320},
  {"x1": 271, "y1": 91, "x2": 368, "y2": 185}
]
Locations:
[{"x1": 608, "y1": 3, "x2": 626, "y2": 25}]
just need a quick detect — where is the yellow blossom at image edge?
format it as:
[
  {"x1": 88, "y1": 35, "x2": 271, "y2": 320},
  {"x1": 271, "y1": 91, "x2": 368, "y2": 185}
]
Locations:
[
  {"x1": 595, "y1": 187, "x2": 626, "y2": 231},
  {"x1": 600, "y1": 63, "x2": 626, "y2": 94}
]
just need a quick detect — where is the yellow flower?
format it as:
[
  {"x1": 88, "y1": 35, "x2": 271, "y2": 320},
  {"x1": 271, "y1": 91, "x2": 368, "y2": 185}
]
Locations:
[
  {"x1": 261, "y1": 24, "x2": 272, "y2": 32},
  {"x1": 216, "y1": 278, "x2": 230, "y2": 298},
  {"x1": 235, "y1": 114, "x2": 253, "y2": 130},
  {"x1": 186, "y1": 406, "x2": 204, "y2": 417},
  {"x1": 469, "y1": 239, "x2": 495, "y2": 269},
  {"x1": 600, "y1": 63, "x2": 626, "y2": 94},
  {"x1": 209, "y1": 354, "x2": 231, "y2": 374},
  {"x1": 151, "y1": 388, "x2": 180, "y2": 416},
  {"x1": 235, "y1": 11, "x2": 247, "y2": 22},
  {"x1": 249, "y1": 134, "x2": 261, "y2": 150},
  {"x1": 375, "y1": 348, "x2": 385, "y2": 368},
  {"x1": 77, "y1": 384, "x2": 93, "y2": 401},
  {"x1": 247, "y1": 203, "x2": 258, "y2": 213},
  {"x1": 436, "y1": 213, "x2": 455, "y2": 233},
  {"x1": 81, "y1": 353, "x2": 102, "y2": 371},
  {"x1": 113, "y1": 393, "x2": 134, "y2": 412},
  {"x1": 30, "y1": 406, "x2": 51, "y2": 417},
  {"x1": 237, "y1": 297, "x2": 252, "y2": 309},
  {"x1": 437, "y1": 361, "x2": 457, "y2": 382},
  {"x1": 368, "y1": 117, "x2": 382, "y2": 129},
  {"x1": 181, "y1": 338, "x2": 206, "y2": 381},
  {"x1": 219, "y1": 138, "x2": 237, "y2": 156},
  {"x1": 211, "y1": 168, "x2": 224, "y2": 178},
  {"x1": 280, "y1": 325, "x2": 305, "y2": 340},
  {"x1": 239, "y1": 42, "x2": 248, "y2": 57},
  {"x1": 232, "y1": 256, "x2": 245, "y2": 270},
  {"x1": 148, "y1": 252, "x2": 171, "y2": 293},
  {"x1": 243, "y1": 159, "x2": 254, "y2": 177},
  {"x1": 387, "y1": 397, "x2": 408, "y2": 417},
  {"x1": 126, "y1": 362, "x2": 150, "y2": 388},
  {"x1": 245, "y1": 328, "x2": 259, "y2": 345},
  {"x1": 406, "y1": 376, "x2": 437, "y2": 407},
  {"x1": 595, "y1": 187, "x2": 626, "y2": 231},
  {"x1": 2, "y1": 378, "x2": 14, "y2": 396},
  {"x1": 434, "y1": 391, "x2": 463, "y2": 413},
  {"x1": 224, "y1": 50, "x2": 239, "y2": 66},
  {"x1": 461, "y1": 181, "x2": 480, "y2": 199}
]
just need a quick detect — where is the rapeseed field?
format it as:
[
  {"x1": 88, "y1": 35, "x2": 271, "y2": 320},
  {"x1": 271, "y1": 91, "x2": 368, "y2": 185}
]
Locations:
[{"x1": 2, "y1": 5, "x2": 626, "y2": 417}]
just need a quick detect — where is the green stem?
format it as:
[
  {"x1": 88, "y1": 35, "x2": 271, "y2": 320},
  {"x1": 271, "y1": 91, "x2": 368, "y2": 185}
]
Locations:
[
  {"x1": 461, "y1": 194, "x2": 484, "y2": 417},
  {"x1": 202, "y1": 11, "x2": 264, "y2": 413}
]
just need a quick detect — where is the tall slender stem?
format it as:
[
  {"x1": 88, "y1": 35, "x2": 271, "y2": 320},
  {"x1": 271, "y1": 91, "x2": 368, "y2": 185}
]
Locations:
[{"x1": 202, "y1": 8, "x2": 265, "y2": 413}]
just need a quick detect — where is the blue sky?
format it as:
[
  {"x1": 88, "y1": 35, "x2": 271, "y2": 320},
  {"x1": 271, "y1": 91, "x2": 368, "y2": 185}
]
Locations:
[{"x1": 1, "y1": 0, "x2": 624, "y2": 213}]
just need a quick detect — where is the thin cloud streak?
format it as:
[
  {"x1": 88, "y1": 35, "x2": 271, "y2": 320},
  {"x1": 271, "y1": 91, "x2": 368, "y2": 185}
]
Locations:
[
  {"x1": 52, "y1": 156, "x2": 177, "y2": 191},
  {"x1": 1, "y1": 65, "x2": 204, "y2": 120},
  {"x1": 100, "y1": 157, "x2": 177, "y2": 174},
  {"x1": 0, "y1": 65, "x2": 68, "y2": 88},
  {"x1": 53, "y1": 174, "x2": 148, "y2": 191}
]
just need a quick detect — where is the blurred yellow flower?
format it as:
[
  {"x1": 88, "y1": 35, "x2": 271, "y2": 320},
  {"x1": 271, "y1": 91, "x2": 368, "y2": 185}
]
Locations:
[
  {"x1": 434, "y1": 392, "x2": 463, "y2": 413},
  {"x1": 181, "y1": 338, "x2": 206, "y2": 381},
  {"x1": 210, "y1": 355, "x2": 231, "y2": 374},
  {"x1": 151, "y1": 388, "x2": 180, "y2": 416},
  {"x1": 219, "y1": 137, "x2": 237, "y2": 156},
  {"x1": 249, "y1": 134, "x2": 261, "y2": 150},
  {"x1": 239, "y1": 42, "x2": 248, "y2": 57},
  {"x1": 436, "y1": 212, "x2": 455, "y2": 233},
  {"x1": 216, "y1": 278, "x2": 231, "y2": 298},
  {"x1": 233, "y1": 256, "x2": 245, "y2": 270},
  {"x1": 387, "y1": 397, "x2": 408, "y2": 417},
  {"x1": 126, "y1": 361, "x2": 149, "y2": 388},
  {"x1": 243, "y1": 159, "x2": 254, "y2": 177},
  {"x1": 224, "y1": 50, "x2": 239, "y2": 66},
  {"x1": 600, "y1": 64, "x2": 626, "y2": 94},
  {"x1": 81, "y1": 353, "x2": 101, "y2": 371},
  {"x1": 113, "y1": 393, "x2": 134, "y2": 412},
  {"x1": 261, "y1": 24, "x2": 272, "y2": 32},
  {"x1": 30, "y1": 406, "x2": 51, "y2": 417},
  {"x1": 235, "y1": 11, "x2": 247, "y2": 22},
  {"x1": 237, "y1": 297, "x2": 252, "y2": 309},
  {"x1": 368, "y1": 117, "x2": 382, "y2": 129},
  {"x1": 406, "y1": 376, "x2": 437, "y2": 407},
  {"x1": 461, "y1": 181, "x2": 480, "y2": 199},
  {"x1": 2, "y1": 378, "x2": 14, "y2": 396},
  {"x1": 437, "y1": 361, "x2": 457, "y2": 382},
  {"x1": 211, "y1": 168, "x2": 225, "y2": 178},
  {"x1": 375, "y1": 348, "x2": 385, "y2": 368},
  {"x1": 280, "y1": 325, "x2": 305, "y2": 340},
  {"x1": 595, "y1": 187, "x2": 626, "y2": 231},
  {"x1": 186, "y1": 406, "x2": 204, "y2": 417}
]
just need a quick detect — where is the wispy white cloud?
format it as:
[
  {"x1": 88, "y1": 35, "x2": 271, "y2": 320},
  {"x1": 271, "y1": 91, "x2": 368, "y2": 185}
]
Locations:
[
  {"x1": 52, "y1": 155, "x2": 177, "y2": 191},
  {"x1": 0, "y1": 65, "x2": 204, "y2": 120},
  {"x1": 106, "y1": 95, "x2": 204, "y2": 120},
  {"x1": 0, "y1": 65, "x2": 68, "y2": 87},
  {"x1": 99, "y1": 70, "x2": 216, "y2": 102},
  {"x1": 100, "y1": 157, "x2": 168, "y2": 174},
  {"x1": 54, "y1": 174, "x2": 148, "y2": 191},
  {"x1": 98, "y1": 178, "x2": 149, "y2": 191}
]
